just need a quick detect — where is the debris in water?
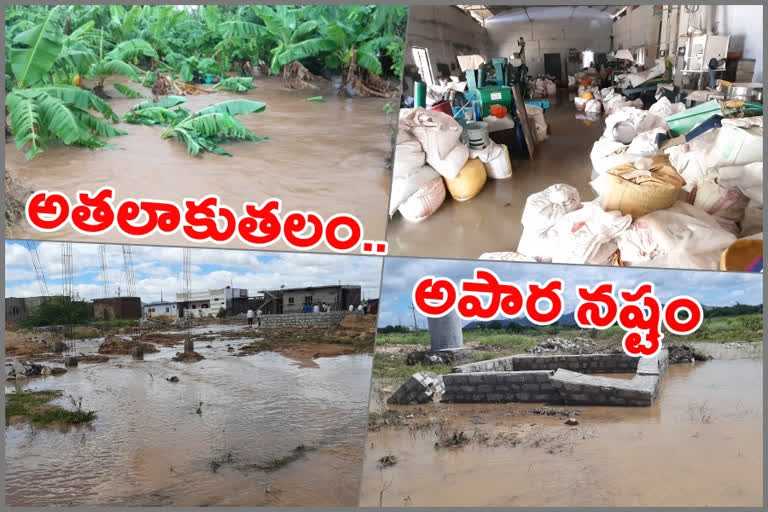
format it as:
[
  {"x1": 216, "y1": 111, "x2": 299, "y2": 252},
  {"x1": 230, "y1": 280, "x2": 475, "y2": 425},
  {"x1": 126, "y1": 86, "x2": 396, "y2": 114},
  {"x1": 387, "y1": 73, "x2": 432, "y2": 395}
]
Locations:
[
  {"x1": 172, "y1": 350, "x2": 205, "y2": 362},
  {"x1": 166, "y1": 376, "x2": 179, "y2": 383},
  {"x1": 377, "y1": 454, "x2": 398, "y2": 468},
  {"x1": 565, "y1": 417, "x2": 579, "y2": 426},
  {"x1": 305, "y1": 96, "x2": 324, "y2": 102}
]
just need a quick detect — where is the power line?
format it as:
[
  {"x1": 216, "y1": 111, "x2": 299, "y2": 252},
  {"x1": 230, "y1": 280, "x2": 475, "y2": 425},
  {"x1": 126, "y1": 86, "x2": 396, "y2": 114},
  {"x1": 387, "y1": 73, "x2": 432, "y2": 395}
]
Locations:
[{"x1": 25, "y1": 241, "x2": 49, "y2": 297}]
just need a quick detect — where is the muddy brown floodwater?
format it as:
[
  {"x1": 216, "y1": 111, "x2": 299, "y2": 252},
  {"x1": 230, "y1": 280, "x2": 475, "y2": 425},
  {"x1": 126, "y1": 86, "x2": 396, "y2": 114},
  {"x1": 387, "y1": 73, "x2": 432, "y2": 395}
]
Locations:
[
  {"x1": 5, "y1": 327, "x2": 372, "y2": 506},
  {"x1": 361, "y1": 358, "x2": 763, "y2": 507},
  {"x1": 5, "y1": 76, "x2": 395, "y2": 251}
]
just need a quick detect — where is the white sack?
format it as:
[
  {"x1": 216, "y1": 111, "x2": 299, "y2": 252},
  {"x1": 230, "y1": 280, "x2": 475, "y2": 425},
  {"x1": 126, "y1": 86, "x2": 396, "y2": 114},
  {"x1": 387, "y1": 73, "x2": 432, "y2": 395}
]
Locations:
[
  {"x1": 718, "y1": 162, "x2": 763, "y2": 206},
  {"x1": 617, "y1": 201, "x2": 737, "y2": 270},
  {"x1": 400, "y1": 107, "x2": 468, "y2": 179},
  {"x1": 398, "y1": 175, "x2": 447, "y2": 223},
  {"x1": 550, "y1": 202, "x2": 633, "y2": 265},
  {"x1": 525, "y1": 104, "x2": 548, "y2": 143},
  {"x1": 389, "y1": 163, "x2": 441, "y2": 216}
]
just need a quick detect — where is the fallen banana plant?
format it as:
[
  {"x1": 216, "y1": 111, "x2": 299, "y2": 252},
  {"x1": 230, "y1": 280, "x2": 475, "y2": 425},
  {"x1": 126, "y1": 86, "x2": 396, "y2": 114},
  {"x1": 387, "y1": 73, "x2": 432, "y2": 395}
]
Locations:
[
  {"x1": 7, "y1": 86, "x2": 125, "y2": 159},
  {"x1": 159, "y1": 99, "x2": 267, "y2": 157},
  {"x1": 213, "y1": 77, "x2": 258, "y2": 93}
]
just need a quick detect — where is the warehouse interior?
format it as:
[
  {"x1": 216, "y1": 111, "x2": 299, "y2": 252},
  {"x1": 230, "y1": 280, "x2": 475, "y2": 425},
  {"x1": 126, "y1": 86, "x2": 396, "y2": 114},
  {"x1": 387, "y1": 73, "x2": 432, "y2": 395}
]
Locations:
[{"x1": 389, "y1": 4, "x2": 763, "y2": 271}]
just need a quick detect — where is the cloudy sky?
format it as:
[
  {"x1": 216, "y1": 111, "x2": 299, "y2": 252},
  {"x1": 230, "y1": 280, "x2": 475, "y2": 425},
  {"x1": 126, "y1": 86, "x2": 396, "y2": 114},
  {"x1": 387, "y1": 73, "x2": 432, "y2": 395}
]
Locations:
[
  {"x1": 5, "y1": 240, "x2": 382, "y2": 302},
  {"x1": 377, "y1": 257, "x2": 763, "y2": 328}
]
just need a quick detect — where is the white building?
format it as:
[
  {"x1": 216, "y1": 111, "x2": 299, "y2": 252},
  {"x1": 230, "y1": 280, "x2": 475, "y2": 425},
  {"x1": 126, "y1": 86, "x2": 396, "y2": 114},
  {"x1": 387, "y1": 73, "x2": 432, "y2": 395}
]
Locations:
[
  {"x1": 176, "y1": 286, "x2": 248, "y2": 318},
  {"x1": 143, "y1": 301, "x2": 179, "y2": 319}
]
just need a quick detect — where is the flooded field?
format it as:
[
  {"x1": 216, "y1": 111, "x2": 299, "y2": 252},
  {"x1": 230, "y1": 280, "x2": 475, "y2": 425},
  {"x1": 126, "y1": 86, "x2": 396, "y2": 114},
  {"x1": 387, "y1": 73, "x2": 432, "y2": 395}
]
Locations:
[
  {"x1": 361, "y1": 357, "x2": 763, "y2": 507},
  {"x1": 5, "y1": 325, "x2": 372, "y2": 506},
  {"x1": 5, "y1": 76, "x2": 395, "y2": 250}
]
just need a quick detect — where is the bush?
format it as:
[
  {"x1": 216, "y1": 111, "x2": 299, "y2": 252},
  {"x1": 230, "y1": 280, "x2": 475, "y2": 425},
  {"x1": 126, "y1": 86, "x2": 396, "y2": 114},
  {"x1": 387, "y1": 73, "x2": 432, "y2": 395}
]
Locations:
[
  {"x1": 18, "y1": 298, "x2": 94, "y2": 328},
  {"x1": 216, "y1": 307, "x2": 227, "y2": 319}
]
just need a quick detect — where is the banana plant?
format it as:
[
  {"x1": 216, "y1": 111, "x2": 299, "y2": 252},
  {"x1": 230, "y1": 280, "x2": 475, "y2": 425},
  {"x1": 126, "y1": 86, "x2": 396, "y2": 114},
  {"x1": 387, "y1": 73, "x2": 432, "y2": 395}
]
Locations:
[
  {"x1": 213, "y1": 77, "x2": 257, "y2": 93},
  {"x1": 6, "y1": 8, "x2": 124, "y2": 159},
  {"x1": 160, "y1": 99, "x2": 267, "y2": 157},
  {"x1": 87, "y1": 31, "x2": 153, "y2": 98}
]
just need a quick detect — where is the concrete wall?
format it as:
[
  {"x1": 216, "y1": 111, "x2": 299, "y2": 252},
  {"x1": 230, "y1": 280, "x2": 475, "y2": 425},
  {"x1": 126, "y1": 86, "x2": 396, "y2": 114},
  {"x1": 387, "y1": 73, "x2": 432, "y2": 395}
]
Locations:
[
  {"x1": 442, "y1": 370, "x2": 559, "y2": 403},
  {"x1": 487, "y1": 6, "x2": 614, "y2": 80},
  {"x1": 260, "y1": 310, "x2": 351, "y2": 329},
  {"x1": 144, "y1": 303, "x2": 178, "y2": 319},
  {"x1": 453, "y1": 353, "x2": 639, "y2": 374},
  {"x1": 5, "y1": 298, "x2": 26, "y2": 323},
  {"x1": 613, "y1": 5, "x2": 662, "y2": 61},
  {"x1": 93, "y1": 297, "x2": 141, "y2": 320},
  {"x1": 402, "y1": 5, "x2": 492, "y2": 95},
  {"x1": 444, "y1": 350, "x2": 668, "y2": 406},
  {"x1": 659, "y1": 4, "x2": 763, "y2": 82}
]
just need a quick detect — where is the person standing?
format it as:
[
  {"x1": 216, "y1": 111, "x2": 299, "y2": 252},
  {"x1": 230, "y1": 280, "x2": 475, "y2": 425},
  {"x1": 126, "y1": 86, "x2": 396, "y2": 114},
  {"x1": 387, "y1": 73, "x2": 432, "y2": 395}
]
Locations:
[
  {"x1": 247, "y1": 308, "x2": 254, "y2": 328},
  {"x1": 313, "y1": 303, "x2": 320, "y2": 313},
  {"x1": 256, "y1": 308, "x2": 262, "y2": 327},
  {"x1": 348, "y1": 304, "x2": 354, "y2": 312},
  {"x1": 357, "y1": 304, "x2": 364, "y2": 315}
]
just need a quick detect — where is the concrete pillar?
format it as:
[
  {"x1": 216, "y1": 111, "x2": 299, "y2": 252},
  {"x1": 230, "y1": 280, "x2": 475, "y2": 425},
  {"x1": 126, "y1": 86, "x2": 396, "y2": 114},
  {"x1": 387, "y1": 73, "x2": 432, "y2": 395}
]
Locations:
[
  {"x1": 428, "y1": 311, "x2": 464, "y2": 351},
  {"x1": 64, "y1": 356, "x2": 78, "y2": 367},
  {"x1": 184, "y1": 338, "x2": 194, "y2": 354},
  {"x1": 132, "y1": 345, "x2": 144, "y2": 360}
]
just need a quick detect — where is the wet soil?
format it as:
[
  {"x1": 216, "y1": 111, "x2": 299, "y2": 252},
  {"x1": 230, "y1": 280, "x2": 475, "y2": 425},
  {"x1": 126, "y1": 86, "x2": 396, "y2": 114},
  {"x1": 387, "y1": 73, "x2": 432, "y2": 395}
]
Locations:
[
  {"x1": 6, "y1": 76, "x2": 396, "y2": 251},
  {"x1": 361, "y1": 357, "x2": 763, "y2": 507},
  {"x1": 98, "y1": 335, "x2": 159, "y2": 355},
  {"x1": 5, "y1": 324, "x2": 373, "y2": 506}
]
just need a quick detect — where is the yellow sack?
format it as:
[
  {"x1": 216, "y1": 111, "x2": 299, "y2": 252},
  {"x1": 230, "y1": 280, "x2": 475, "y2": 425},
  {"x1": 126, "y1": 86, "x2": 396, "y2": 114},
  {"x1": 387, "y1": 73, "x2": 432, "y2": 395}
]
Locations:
[
  {"x1": 600, "y1": 155, "x2": 686, "y2": 217},
  {"x1": 445, "y1": 158, "x2": 486, "y2": 202},
  {"x1": 581, "y1": 91, "x2": 594, "y2": 101}
]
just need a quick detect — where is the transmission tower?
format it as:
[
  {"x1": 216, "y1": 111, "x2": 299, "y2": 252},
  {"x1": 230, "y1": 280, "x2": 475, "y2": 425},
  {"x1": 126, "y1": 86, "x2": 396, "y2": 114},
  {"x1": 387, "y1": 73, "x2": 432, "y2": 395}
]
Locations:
[
  {"x1": 122, "y1": 246, "x2": 136, "y2": 297},
  {"x1": 182, "y1": 247, "x2": 193, "y2": 354},
  {"x1": 98, "y1": 244, "x2": 109, "y2": 297},
  {"x1": 25, "y1": 241, "x2": 50, "y2": 297},
  {"x1": 60, "y1": 242, "x2": 74, "y2": 299}
]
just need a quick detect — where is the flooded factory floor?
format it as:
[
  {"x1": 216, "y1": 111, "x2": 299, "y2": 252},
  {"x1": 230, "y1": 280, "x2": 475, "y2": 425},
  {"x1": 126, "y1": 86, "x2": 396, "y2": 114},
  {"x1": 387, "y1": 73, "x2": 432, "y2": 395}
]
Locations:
[
  {"x1": 361, "y1": 358, "x2": 763, "y2": 507},
  {"x1": 5, "y1": 77, "x2": 395, "y2": 251},
  {"x1": 5, "y1": 326, "x2": 373, "y2": 506},
  {"x1": 386, "y1": 92, "x2": 602, "y2": 260}
]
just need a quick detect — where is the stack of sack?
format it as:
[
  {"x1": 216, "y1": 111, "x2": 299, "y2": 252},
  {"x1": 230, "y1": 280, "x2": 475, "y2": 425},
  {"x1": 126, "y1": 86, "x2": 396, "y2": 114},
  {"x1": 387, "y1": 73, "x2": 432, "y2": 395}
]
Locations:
[
  {"x1": 525, "y1": 104, "x2": 549, "y2": 143},
  {"x1": 512, "y1": 96, "x2": 763, "y2": 270},
  {"x1": 529, "y1": 77, "x2": 557, "y2": 98},
  {"x1": 389, "y1": 108, "x2": 514, "y2": 223}
]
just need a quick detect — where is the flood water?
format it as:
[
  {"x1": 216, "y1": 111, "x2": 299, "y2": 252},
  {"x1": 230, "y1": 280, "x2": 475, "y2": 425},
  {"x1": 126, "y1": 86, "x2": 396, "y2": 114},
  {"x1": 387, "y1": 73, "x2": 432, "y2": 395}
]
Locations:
[
  {"x1": 6, "y1": 77, "x2": 395, "y2": 251},
  {"x1": 386, "y1": 91, "x2": 603, "y2": 260},
  {"x1": 361, "y1": 359, "x2": 763, "y2": 507},
  {"x1": 5, "y1": 330, "x2": 372, "y2": 506}
]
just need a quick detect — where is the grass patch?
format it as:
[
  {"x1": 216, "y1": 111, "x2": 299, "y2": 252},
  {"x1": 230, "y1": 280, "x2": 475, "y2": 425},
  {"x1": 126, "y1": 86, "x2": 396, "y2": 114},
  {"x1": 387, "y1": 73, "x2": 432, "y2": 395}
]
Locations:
[
  {"x1": 372, "y1": 353, "x2": 452, "y2": 379},
  {"x1": 5, "y1": 391, "x2": 96, "y2": 426},
  {"x1": 376, "y1": 314, "x2": 761, "y2": 351}
]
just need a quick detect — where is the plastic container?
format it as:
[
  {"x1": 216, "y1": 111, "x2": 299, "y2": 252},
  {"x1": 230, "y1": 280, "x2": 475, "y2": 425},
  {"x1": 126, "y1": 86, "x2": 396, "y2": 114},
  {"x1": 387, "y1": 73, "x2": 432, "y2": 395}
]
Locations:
[
  {"x1": 414, "y1": 81, "x2": 427, "y2": 108},
  {"x1": 465, "y1": 121, "x2": 490, "y2": 150},
  {"x1": 429, "y1": 100, "x2": 453, "y2": 116},
  {"x1": 665, "y1": 100, "x2": 723, "y2": 136},
  {"x1": 720, "y1": 239, "x2": 763, "y2": 271}
]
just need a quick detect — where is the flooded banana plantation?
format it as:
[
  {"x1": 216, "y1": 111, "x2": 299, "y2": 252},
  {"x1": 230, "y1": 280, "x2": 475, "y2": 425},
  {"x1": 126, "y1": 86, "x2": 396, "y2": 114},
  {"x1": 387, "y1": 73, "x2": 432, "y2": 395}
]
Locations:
[{"x1": 4, "y1": 5, "x2": 407, "y2": 249}]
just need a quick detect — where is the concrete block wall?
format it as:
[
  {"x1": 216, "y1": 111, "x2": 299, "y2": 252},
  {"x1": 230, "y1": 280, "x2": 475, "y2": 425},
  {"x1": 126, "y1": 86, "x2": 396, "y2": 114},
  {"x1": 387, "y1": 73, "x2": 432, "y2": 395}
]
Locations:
[
  {"x1": 451, "y1": 355, "x2": 515, "y2": 373},
  {"x1": 510, "y1": 354, "x2": 639, "y2": 373},
  {"x1": 260, "y1": 311, "x2": 349, "y2": 329},
  {"x1": 442, "y1": 370, "x2": 560, "y2": 403}
]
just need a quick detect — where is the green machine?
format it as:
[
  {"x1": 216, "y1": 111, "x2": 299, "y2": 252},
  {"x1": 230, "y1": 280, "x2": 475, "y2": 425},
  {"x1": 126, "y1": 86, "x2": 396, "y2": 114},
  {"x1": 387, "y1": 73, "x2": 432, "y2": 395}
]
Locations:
[{"x1": 477, "y1": 86, "x2": 513, "y2": 117}]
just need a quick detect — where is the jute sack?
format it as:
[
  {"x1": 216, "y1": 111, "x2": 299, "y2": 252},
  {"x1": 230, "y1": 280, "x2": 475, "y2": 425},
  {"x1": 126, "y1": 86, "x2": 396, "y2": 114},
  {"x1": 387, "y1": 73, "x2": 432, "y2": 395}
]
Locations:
[{"x1": 599, "y1": 155, "x2": 686, "y2": 217}]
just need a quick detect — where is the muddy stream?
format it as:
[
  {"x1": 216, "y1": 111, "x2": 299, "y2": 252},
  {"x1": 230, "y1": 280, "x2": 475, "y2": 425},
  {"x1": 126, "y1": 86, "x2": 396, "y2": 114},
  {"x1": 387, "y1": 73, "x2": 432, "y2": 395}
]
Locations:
[
  {"x1": 5, "y1": 325, "x2": 373, "y2": 506},
  {"x1": 5, "y1": 76, "x2": 395, "y2": 250},
  {"x1": 361, "y1": 355, "x2": 763, "y2": 507}
]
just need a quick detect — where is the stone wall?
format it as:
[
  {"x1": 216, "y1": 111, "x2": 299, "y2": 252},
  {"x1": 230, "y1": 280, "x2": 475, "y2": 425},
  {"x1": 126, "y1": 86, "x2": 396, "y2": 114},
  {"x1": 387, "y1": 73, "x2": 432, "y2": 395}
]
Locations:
[
  {"x1": 442, "y1": 370, "x2": 560, "y2": 403},
  {"x1": 260, "y1": 311, "x2": 350, "y2": 329},
  {"x1": 451, "y1": 355, "x2": 515, "y2": 373}
]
